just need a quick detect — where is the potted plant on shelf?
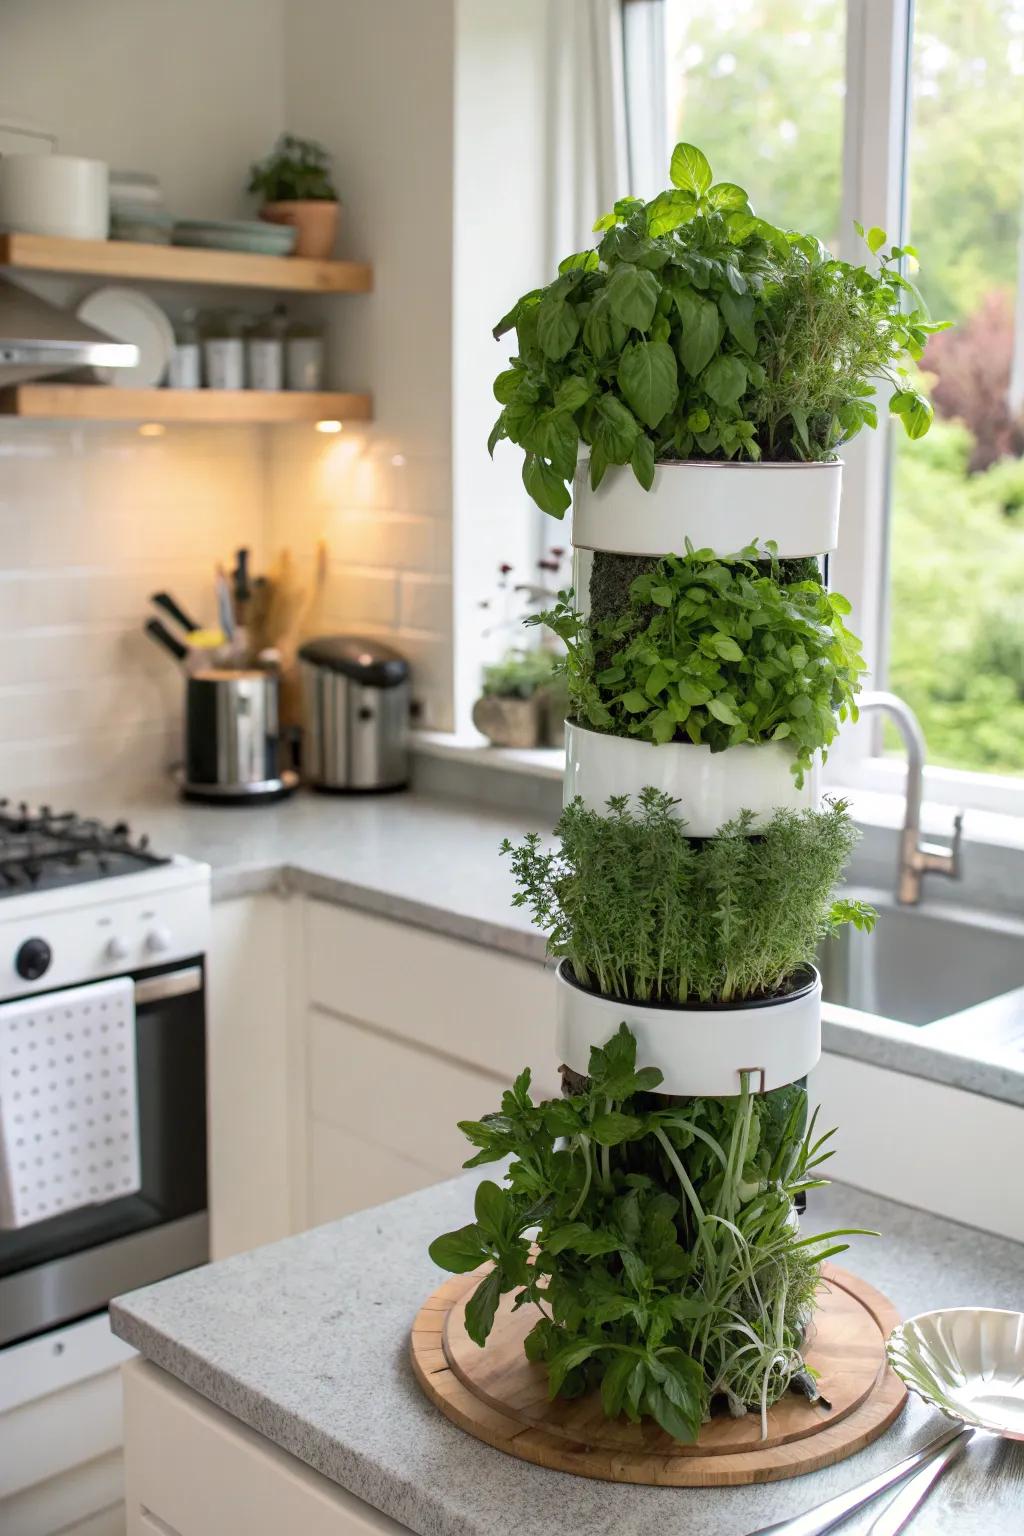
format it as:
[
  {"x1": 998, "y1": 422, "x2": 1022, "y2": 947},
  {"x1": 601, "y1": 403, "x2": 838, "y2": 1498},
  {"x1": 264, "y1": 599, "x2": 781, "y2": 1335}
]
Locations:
[
  {"x1": 248, "y1": 133, "x2": 340, "y2": 258},
  {"x1": 471, "y1": 648, "x2": 556, "y2": 749}
]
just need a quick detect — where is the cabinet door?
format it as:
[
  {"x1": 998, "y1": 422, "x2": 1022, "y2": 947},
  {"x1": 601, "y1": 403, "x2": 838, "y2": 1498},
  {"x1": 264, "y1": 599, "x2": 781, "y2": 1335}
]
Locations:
[
  {"x1": 305, "y1": 1006, "x2": 505, "y2": 1220},
  {"x1": 304, "y1": 901, "x2": 558, "y2": 1094},
  {"x1": 207, "y1": 895, "x2": 292, "y2": 1258},
  {"x1": 123, "y1": 1359, "x2": 408, "y2": 1536}
]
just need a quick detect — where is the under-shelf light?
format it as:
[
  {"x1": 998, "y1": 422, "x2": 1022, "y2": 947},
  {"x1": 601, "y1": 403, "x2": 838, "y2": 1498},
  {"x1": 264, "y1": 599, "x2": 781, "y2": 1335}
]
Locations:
[
  {"x1": 315, "y1": 419, "x2": 343, "y2": 434},
  {"x1": 138, "y1": 422, "x2": 165, "y2": 437}
]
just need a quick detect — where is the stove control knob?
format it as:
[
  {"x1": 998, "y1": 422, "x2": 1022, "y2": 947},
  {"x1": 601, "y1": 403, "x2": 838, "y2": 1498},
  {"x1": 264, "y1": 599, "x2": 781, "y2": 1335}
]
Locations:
[
  {"x1": 15, "y1": 937, "x2": 52, "y2": 981},
  {"x1": 105, "y1": 936, "x2": 130, "y2": 962},
  {"x1": 145, "y1": 926, "x2": 172, "y2": 956}
]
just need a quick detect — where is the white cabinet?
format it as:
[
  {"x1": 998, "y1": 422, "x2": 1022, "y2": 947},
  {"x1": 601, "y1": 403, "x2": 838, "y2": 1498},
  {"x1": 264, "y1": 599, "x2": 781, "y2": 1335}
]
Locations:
[
  {"x1": 207, "y1": 895, "x2": 556, "y2": 1244},
  {"x1": 122, "y1": 1358, "x2": 408, "y2": 1535},
  {"x1": 296, "y1": 902, "x2": 557, "y2": 1228}
]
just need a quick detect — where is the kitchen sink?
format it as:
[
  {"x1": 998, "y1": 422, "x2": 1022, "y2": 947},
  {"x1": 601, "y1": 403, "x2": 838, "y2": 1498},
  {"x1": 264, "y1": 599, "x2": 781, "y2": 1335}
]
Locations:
[{"x1": 818, "y1": 888, "x2": 1024, "y2": 1027}]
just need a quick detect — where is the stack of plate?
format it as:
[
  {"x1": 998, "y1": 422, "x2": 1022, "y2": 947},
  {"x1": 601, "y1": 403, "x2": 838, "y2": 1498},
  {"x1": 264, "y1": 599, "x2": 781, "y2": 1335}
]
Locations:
[{"x1": 172, "y1": 218, "x2": 297, "y2": 256}]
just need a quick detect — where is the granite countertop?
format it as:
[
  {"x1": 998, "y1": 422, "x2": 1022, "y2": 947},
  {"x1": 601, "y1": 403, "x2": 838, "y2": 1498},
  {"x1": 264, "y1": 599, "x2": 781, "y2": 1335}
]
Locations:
[
  {"x1": 111, "y1": 1177, "x2": 1024, "y2": 1536},
  {"x1": 61, "y1": 780, "x2": 1024, "y2": 1107}
]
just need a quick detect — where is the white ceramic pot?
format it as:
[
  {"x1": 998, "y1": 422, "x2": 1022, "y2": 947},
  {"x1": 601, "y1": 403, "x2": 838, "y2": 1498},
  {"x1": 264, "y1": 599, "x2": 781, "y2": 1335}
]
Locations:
[
  {"x1": 572, "y1": 459, "x2": 842, "y2": 559},
  {"x1": 555, "y1": 959, "x2": 821, "y2": 1096},
  {"x1": 563, "y1": 720, "x2": 817, "y2": 831},
  {"x1": 0, "y1": 154, "x2": 109, "y2": 240}
]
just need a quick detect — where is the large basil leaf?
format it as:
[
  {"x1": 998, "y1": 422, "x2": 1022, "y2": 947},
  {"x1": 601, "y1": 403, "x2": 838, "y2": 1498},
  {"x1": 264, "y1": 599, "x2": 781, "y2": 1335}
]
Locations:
[
  {"x1": 536, "y1": 293, "x2": 579, "y2": 360},
  {"x1": 673, "y1": 289, "x2": 720, "y2": 378},
  {"x1": 606, "y1": 263, "x2": 659, "y2": 331},
  {"x1": 522, "y1": 453, "x2": 571, "y2": 517},
  {"x1": 617, "y1": 339, "x2": 679, "y2": 428},
  {"x1": 701, "y1": 354, "x2": 749, "y2": 407},
  {"x1": 669, "y1": 142, "x2": 712, "y2": 196}
]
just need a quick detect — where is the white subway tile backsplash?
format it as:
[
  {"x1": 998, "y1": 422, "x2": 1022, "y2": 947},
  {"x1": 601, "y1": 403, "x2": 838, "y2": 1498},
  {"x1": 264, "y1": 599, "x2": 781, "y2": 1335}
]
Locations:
[
  {"x1": 399, "y1": 574, "x2": 452, "y2": 635},
  {"x1": 1, "y1": 403, "x2": 455, "y2": 794}
]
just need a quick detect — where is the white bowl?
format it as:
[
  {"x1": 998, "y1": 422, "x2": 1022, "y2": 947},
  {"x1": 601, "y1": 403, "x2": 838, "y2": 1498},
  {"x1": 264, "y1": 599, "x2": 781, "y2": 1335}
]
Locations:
[
  {"x1": 888, "y1": 1308, "x2": 1024, "y2": 1439},
  {"x1": 0, "y1": 154, "x2": 109, "y2": 240}
]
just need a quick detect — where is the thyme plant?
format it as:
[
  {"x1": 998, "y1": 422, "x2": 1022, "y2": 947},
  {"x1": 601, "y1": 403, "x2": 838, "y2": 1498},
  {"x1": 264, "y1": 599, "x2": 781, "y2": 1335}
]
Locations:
[
  {"x1": 430, "y1": 1026, "x2": 873, "y2": 1440},
  {"x1": 502, "y1": 791, "x2": 875, "y2": 1005},
  {"x1": 488, "y1": 142, "x2": 947, "y2": 516}
]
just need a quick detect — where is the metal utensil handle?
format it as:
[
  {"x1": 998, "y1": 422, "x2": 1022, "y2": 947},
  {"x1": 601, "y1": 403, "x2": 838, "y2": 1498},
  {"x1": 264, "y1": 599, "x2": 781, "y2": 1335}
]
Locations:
[
  {"x1": 745, "y1": 1423, "x2": 968, "y2": 1536},
  {"x1": 866, "y1": 1428, "x2": 972, "y2": 1536}
]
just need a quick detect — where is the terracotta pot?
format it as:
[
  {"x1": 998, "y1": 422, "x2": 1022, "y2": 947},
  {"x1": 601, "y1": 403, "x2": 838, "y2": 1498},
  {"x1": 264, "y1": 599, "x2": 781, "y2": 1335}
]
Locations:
[
  {"x1": 260, "y1": 200, "x2": 340, "y2": 259},
  {"x1": 471, "y1": 694, "x2": 540, "y2": 749}
]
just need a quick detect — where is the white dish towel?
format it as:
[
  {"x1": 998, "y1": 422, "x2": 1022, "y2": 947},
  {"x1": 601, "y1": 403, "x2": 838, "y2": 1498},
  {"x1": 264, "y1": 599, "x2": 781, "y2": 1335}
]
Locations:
[{"x1": 0, "y1": 976, "x2": 141, "y2": 1230}]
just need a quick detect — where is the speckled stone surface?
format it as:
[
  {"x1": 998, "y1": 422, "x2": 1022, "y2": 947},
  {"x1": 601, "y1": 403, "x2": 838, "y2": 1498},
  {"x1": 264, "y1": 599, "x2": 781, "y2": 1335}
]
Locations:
[
  {"x1": 58, "y1": 780, "x2": 1024, "y2": 1107},
  {"x1": 111, "y1": 1177, "x2": 1024, "y2": 1536}
]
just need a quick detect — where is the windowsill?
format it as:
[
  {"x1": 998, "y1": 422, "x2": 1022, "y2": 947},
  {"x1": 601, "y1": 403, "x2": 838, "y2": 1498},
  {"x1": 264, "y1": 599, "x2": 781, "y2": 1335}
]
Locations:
[{"x1": 411, "y1": 730, "x2": 1024, "y2": 853}]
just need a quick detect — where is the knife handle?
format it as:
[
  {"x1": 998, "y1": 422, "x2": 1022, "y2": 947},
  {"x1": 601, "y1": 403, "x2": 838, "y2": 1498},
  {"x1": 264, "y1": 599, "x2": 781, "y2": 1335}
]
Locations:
[
  {"x1": 745, "y1": 1422, "x2": 968, "y2": 1536},
  {"x1": 866, "y1": 1428, "x2": 972, "y2": 1535}
]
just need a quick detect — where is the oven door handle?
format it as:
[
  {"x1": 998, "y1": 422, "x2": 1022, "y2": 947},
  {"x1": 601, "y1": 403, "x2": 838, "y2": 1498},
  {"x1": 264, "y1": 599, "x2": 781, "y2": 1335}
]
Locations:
[{"x1": 134, "y1": 965, "x2": 203, "y2": 1006}]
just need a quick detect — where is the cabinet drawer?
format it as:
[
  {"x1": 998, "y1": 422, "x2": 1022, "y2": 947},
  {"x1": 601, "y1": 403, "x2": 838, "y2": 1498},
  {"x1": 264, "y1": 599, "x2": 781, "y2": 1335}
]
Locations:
[
  {"x1": 308, "y1": 1007, "x2": 504, "y2": 1170},
  {"x1": 309, "y1": 1119, "x2": 441, "y2": 1224},
  {"x1": 305, "y1": 902, "x2": 557, "y2": 1091}
]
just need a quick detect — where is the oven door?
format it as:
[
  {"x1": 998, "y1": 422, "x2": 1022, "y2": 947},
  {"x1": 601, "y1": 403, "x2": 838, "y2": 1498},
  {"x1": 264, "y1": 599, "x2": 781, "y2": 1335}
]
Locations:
[{"x1": 0, "y1": 959, "x2": 208, "y2": 1347}]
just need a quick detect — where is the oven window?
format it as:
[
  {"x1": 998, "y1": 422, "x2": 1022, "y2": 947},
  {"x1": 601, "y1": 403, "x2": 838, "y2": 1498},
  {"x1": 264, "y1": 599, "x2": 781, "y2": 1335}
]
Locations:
[{"x1": 0, "y1": 962, "x2": 206, "y2": 1286}]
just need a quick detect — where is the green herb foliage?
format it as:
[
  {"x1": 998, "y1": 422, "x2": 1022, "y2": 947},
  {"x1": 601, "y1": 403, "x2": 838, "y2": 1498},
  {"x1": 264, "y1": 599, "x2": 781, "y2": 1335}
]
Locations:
[
  {"x1": 502, "y1": 791, "x2": 875, "y2": 1005},
  {"x1": 248, "y1": 133, "x2": 338, "y2": 203},
  {"x1": 488, "y1": 142, "x2": 947, "y2": 516},
  {"x1": 533, "y1": 544, "x2": 865, "y2": 784},
  {"x1": 429, "y1": 1027, "x2": 874, "y2": 1439},
  {"x1": 481, "y1": 648, "x2": 557, "y2": 700}
]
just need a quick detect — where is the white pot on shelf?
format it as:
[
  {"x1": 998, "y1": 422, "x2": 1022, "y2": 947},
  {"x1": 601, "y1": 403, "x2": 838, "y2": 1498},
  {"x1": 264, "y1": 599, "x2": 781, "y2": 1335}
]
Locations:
[
  {"x1": 563, "y1": 719, "x2": 817, "y2": 832},
  {"x1": 572, "y1": 459, "x2": 842, "y2": 560},
  {"x1": 555, "y1": 959, "x2": 821, "y2": 1096}
]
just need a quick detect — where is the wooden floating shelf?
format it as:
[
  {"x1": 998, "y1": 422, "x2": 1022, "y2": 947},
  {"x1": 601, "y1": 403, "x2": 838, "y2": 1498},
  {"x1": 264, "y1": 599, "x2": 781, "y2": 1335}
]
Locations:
[
  {"x1": 0, "y1": 231, "x2": 373, "y2": 293},
  {"x1": 0, "y1": 384, "x2": 373, "y2": 424}
]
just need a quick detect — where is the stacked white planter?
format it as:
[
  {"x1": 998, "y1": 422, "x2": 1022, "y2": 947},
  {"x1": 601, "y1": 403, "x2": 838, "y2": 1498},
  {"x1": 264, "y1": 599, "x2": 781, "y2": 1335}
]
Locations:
[{"x1": 557, "y1": 459, "x2": 843, "y2": 1096}]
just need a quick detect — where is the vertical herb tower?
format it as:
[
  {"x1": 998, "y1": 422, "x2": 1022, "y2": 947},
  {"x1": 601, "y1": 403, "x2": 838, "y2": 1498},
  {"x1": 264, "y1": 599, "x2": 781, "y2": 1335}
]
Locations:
[{"x1": 429, "y1": 145, "x2": 942, "y2": 1443}]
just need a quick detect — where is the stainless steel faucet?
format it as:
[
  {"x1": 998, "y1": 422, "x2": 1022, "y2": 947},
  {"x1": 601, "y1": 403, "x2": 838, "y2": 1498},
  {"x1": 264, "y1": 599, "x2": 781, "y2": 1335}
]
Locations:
[{"x1": 856, "y1": 690, "x2": 963, "y2": 905}]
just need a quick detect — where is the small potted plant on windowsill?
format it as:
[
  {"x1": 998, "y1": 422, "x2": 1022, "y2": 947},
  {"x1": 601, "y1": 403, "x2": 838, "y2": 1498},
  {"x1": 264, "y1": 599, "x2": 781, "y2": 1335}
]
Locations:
[
  {"x1": 249, "y1": 133, "x2": 340, "y2": 258},
  {"x1": 472, "y1": 648, "x2": 556, "y2": 749}
]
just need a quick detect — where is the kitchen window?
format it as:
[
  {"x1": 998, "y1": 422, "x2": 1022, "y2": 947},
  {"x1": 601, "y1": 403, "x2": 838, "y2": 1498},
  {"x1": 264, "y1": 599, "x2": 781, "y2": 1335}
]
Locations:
[{"x1": 629, "y1": 0, "x2": 1024, "y2": 816}]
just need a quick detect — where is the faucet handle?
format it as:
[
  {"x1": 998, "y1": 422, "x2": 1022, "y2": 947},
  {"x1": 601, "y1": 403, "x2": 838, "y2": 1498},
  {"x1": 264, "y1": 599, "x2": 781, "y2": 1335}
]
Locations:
[{"x1": 950, "y1": 810, "x2": 964, "y2": 878}]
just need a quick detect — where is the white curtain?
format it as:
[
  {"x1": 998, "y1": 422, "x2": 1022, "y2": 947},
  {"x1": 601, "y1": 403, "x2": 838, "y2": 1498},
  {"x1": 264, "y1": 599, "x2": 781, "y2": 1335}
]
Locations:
[{"x1": 545, "y1": 0, "x2": 631, "y2": 264}]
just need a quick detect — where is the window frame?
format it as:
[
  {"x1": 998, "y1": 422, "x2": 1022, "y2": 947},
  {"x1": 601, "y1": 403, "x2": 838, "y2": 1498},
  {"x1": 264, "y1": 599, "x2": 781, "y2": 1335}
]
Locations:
[{"x1": 633, "y1": 0, "x2": 1024, "y2": 820}]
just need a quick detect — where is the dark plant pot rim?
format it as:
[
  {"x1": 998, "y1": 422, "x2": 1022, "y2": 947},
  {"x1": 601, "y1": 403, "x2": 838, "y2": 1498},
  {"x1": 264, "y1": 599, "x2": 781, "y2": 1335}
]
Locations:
[{"x1": 555, "y1": 957, "x2": 819, "y2": 1012}]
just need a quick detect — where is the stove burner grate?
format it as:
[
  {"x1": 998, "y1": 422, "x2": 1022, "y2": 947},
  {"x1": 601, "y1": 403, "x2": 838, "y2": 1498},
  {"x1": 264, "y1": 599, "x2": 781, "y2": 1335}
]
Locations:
[{"x1": 0, "y1": 802, "x2": 170, "y2": 896}]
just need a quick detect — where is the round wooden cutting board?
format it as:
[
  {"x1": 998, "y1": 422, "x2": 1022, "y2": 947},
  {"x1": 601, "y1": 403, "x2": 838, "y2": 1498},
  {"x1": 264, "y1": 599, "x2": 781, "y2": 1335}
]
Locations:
[{"x1": 410, "y1": 1265, "x2": 908, "y2": 1486}]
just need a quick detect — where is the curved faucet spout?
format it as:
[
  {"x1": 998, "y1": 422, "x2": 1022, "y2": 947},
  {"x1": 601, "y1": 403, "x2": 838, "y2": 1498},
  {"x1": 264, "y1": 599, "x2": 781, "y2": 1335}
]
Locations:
[{"x1": 856, "y1": 691, "x2": 963, "y2": 905}]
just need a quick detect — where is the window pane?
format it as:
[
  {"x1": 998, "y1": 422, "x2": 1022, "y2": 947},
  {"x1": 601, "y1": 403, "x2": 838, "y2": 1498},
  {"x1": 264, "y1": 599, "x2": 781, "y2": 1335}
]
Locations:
[
  {"x1": 887, "y1": 0, "x2": 1024, "y2": 776},
  {"x1": 664, "y1": 0, "x2": 845, "y2": 246}
]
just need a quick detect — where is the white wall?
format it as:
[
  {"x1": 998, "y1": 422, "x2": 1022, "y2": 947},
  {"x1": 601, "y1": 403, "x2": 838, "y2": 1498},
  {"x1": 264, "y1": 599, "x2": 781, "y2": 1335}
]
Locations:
[
  {"x1": 451, "y1": 0, "x2": 553, "y2": 731},
  {"x1": 269, "y1": 0, "x2": 458, "y2": 729},
  {"x1": 0, "y1": 0, "x2": 285, "y2": 220}
]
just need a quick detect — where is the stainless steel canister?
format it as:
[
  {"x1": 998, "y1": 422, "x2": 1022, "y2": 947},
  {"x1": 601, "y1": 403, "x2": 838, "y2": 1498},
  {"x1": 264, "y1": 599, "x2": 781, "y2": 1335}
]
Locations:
[{"x1": 298, "y1": 635, "x2": 410, "y2": 792}]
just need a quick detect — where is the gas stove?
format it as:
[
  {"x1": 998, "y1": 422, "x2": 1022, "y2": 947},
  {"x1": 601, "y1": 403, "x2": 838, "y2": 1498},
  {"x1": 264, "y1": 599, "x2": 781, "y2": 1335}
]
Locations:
[
  {"x1": 0, "y1": 802, "x2": 209, "y2": 999},
  {"x1": 0, "y1": 802, "x2": 170, "y2": 898}
]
